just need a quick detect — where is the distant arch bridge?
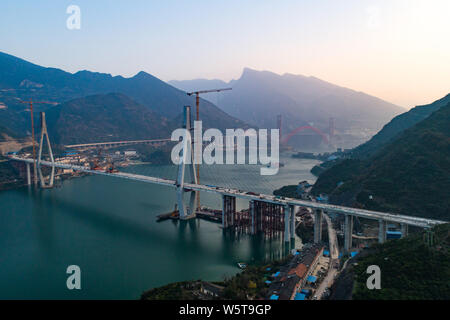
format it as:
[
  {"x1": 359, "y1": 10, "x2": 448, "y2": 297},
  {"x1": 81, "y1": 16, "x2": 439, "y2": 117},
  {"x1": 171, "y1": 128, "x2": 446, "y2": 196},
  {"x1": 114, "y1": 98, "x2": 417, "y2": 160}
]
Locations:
[{"x1": 281, "y1": 126, "x2": 330, "y2": 145}]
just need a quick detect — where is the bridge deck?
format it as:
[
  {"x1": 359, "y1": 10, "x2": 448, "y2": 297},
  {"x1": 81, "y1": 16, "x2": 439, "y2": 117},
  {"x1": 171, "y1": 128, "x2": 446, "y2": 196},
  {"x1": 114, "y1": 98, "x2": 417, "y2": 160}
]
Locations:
[
  {"x1": 11, "y1": 157, "x2": 447, "y2": 228},
  {"x1": 64, "y1": 138, "x2": 171, "y2": 149}
]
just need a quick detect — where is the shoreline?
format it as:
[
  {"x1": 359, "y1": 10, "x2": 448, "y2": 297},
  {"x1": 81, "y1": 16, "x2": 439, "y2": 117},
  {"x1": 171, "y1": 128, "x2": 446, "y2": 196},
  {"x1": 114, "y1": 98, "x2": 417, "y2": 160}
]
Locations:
[{"x1": 0, "y1": 158, "x2": 320, "y2": 299}]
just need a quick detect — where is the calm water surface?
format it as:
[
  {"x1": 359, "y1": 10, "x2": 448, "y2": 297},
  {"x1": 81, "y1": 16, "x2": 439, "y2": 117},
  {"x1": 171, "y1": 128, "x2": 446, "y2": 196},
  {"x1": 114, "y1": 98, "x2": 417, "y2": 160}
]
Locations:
[{"x1": 0, "y1": 156, "x2": 319, "y2": 299}]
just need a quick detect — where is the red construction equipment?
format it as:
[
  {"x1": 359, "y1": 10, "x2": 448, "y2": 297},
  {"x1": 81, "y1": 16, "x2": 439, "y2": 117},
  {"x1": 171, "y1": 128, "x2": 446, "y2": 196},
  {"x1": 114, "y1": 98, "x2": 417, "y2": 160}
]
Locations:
[
  {"x1": 20, "y1": 99, "x2": 53, "y2": 186},
  {"x1": 186, "y1": 88, "x2": 232, "y2": 209}
]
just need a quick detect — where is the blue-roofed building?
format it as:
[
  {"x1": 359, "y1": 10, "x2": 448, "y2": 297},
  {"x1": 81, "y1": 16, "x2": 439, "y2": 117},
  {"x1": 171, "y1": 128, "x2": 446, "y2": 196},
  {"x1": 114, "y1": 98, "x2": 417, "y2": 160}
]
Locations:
[
  {"x1": 266, "y1": 243, "x2": 325, "y2": 300},
  {"x1": 63, "y1": 150, "x2": 79, "y2": 157},
  {"x1": 316, "y1": 194, "x2": 329, "y2": 203},
  {"x1": 323, "y1": 250, "x2": 330, "y2": 257},
  {"x1": 294, "y1": 293, "x2": 306, "y2": 300},
  {"x1": 327, "y1": 155, "x2": 338, "y2": 161},
  {"x1": 307, "y1": 275, "x2": 317, "y2": 283},
  {"x1": 296, "y1": 181, "x2": 312, "y2": 198},
  {"x1": 351, "y1": 251, "x2": 358, "y2": 258},
  {"x1": 265, "y1": 280, "x2": 272, "y2": 285},
  {"x1": 270, "y1": 294, "x2": 279, "y2": 300},
  {"x1": 386, "y1": 231, "x2": 402, "y2": 239},
  {"x1": 266, "y1": 267, "x2": 271, "y2": 271}
]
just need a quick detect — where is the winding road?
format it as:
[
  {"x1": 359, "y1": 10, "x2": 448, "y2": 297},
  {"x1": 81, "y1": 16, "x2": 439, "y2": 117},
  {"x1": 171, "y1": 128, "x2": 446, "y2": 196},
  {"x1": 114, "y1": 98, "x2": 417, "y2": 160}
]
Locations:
[{"x1": 315, "y1": 213, "x2": 339, "y2": 299}]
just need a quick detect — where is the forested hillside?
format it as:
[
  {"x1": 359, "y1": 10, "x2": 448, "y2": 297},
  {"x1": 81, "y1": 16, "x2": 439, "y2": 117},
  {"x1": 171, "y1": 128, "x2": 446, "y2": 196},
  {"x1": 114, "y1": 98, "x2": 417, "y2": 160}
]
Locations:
[{"x1": 313, "y1": 101, "x2": 450, "y2": 220}]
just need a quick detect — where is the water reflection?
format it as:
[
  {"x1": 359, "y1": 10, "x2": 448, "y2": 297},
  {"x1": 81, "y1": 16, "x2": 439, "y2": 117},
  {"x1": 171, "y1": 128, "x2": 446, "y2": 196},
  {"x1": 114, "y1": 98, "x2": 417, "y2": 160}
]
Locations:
[{"x1": 0, "y1": 158, "x2": 319, "y2": 299}]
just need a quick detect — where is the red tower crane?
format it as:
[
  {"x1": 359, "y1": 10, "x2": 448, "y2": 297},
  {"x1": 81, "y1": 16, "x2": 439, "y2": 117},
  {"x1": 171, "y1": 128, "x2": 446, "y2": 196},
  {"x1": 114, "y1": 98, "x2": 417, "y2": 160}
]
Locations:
[{"x1": 186, "y1": 88, "x2": 232, "y2": 209}]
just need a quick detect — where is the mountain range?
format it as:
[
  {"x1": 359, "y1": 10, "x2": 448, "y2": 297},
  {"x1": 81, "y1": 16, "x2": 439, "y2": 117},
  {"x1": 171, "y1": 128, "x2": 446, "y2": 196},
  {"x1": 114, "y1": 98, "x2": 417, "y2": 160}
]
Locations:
[
  {"x1": 46, "y1": 93, "x2": 172, "y2": 145},
  {"x1": 171, "y1": 68, "x2": 405, "y2": 149},
  {"x1": 1, "y1": 51, "x2": 408, "y2": 150},
  {"x1": 0, "y1": 51, "x2": 246, "y2": 143},
  {"x1": 351, "y1": 93, "x2": 450, "y2": 158},
  {"x1": 312, "y1": 95, "x2": 450, "y2": 220}
]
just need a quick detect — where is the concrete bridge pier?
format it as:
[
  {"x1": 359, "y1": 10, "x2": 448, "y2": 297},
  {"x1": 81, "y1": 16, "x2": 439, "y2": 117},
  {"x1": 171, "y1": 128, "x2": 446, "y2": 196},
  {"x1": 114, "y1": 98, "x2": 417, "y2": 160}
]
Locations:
[
  {"x1": 222, "y1": 195, "x2": 226, "y2": 228},
  {"x1": 378, "y1": 219, "x2": 387, "y2": 243},
  {"x1": 401, "y1": 223, "x2": 408, "y2": 238},
  {"x1": 314, "y1": 209, "x2": 323, "y2": 243},
  {"x1": 176, "y1": 189, "x2": 197, "y2": 221},
  {"x1": 344, "y1": 214, "x2": 353, "y2": 254},
  {"x1": 284, "y1": 205, "x2": 290, "y2": 242},
  {"x1": 222, "y1": 195, "x2": 236, "y2": 228},
  {"x1": 250, "y1": 200, "x2": 256, "y2": 235},
  {"x1": 26, "y1": 162, "x2": 31, "y2": 186},
  {"x1": 290, "y1": 205, "x2": 295, "y2": 240}
]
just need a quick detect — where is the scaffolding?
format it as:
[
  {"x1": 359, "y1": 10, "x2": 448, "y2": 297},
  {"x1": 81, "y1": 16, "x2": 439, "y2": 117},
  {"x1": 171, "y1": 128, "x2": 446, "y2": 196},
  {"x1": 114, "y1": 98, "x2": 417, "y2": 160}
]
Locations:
[{"x1": 222, "y1": 197, "x2": 286, "y2": 239}]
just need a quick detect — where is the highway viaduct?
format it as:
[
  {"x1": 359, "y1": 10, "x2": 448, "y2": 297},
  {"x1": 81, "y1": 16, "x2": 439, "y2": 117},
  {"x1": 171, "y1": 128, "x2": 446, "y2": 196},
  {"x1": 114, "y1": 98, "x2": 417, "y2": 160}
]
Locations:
[
  {"x1": 9, "y1": 109, "x2": 448, "y2": 255},
  {"x1": 11, "y1": 155, "x2": 447, "y2": 254}
]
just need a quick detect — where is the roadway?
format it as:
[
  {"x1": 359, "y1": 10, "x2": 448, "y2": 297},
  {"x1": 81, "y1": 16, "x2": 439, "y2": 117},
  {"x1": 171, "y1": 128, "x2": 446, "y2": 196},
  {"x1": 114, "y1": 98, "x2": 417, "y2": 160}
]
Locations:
[
  {"x1": 315, "y1": 213, "x2": 339, "y2": 300},
  {"x1": 10, "y1": 156, "x2": 448, "y2": 228},
  {"x1": 64, "y1": 138, "x2": 171, "y2": 149}
]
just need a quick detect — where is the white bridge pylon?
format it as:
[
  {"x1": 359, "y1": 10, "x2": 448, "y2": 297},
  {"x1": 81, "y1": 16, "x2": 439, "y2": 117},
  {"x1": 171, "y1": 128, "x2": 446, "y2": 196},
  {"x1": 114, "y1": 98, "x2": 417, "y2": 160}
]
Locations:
[
  {"x1": 37, "y1": 112, "x2": 55, "y2": 188},
  {"x1": 176, "y1": 106, "x2": 198, "y2": 220}
]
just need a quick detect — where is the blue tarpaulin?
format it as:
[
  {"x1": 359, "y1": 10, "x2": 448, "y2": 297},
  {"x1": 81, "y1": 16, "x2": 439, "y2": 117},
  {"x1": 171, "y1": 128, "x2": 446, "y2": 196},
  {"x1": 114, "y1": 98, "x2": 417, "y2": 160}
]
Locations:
[
  {"x1": 265, "y1": 280, "x2": 272, "y2": 284},
  {"x1": 266, "y1": 267, "x2": 271, "y2": 271},
  {"x1": 386, "y1": 231, "x2": 402, "y2": 239},
  {"x1": 294, "y1": 293, "x2": 306, "y2": 300},
  {"x1": 63, "y1": 150, "x2": 79, "y2": 156},
  {"x1": 272, "y1": 271, "x2": 280, "y2": 277},
  {"x1": 351, "y1": 251, "x2": 358, "y2": 257},
  {"x1": 307, "y1": 275, "x2": 317, "y2": 283},
  {"x1": 323, "y1": 250, "x2": 330, "y2": 256},
  {"x1": 270, "y1": 294, "x2": 279, "y2": 300}
]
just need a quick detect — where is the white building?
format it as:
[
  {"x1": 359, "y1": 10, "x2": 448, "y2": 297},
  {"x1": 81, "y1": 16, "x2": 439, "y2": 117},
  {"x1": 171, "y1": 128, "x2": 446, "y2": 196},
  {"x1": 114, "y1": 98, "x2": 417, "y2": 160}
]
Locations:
[{"x1": 124, "y1": 150, "x2": 137, "y2": 156}]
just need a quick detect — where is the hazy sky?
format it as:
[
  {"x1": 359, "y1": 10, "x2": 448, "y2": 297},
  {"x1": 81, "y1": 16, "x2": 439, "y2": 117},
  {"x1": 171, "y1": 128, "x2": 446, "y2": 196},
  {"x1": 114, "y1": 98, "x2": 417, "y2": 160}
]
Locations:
[{"x1": 1, "y1": 0, "x2": 449, "y2": 108}]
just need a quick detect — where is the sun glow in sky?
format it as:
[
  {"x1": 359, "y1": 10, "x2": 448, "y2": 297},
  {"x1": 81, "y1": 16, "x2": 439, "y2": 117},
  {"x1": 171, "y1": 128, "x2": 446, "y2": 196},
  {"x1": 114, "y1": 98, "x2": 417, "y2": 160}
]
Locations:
[{"x1": 0, "y1": 0, "x2": 449, "y2": 108}]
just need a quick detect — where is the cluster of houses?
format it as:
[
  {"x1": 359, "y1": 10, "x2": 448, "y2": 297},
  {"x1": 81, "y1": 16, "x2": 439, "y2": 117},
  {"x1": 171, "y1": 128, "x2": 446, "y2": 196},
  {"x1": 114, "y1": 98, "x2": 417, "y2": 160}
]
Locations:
[{"x1": 267, "y1": 243, "x2": 324, "y2": 300}]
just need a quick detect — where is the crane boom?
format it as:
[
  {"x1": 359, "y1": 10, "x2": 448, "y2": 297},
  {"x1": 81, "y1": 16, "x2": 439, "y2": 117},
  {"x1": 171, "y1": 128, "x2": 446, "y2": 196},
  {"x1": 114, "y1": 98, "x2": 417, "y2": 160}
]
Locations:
[{"x1": 186, "y1": 87, "x2": 232, "y2": 96}]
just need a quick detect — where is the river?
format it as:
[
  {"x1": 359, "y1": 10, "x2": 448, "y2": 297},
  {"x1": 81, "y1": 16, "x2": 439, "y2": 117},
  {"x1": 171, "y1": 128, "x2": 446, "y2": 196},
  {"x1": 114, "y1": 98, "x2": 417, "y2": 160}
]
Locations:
[{"x1": 0, "y1": 156, "x2": 320, "y2": 299}]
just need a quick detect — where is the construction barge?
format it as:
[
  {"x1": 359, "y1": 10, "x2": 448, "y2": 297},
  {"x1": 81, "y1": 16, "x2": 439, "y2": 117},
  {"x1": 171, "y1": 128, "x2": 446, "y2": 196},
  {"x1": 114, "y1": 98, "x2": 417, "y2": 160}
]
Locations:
[
  {"x1": 156, "y1": 206, "x2": 180, "y2": 222},
  {"x1": 195, "y1": 207, "x2": 222, "y2": 223},
  {"x1": 156, "y1": 203, "x2": 289, "y2": 240},
  {"x1": 156, "y1": 206, "x2": 222, "y2": 223}
]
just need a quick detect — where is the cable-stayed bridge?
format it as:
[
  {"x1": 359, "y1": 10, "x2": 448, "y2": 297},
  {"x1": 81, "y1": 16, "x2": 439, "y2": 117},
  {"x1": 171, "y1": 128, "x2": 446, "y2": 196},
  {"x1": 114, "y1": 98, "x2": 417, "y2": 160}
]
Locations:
[
  {"x1": 8, "y1": 107, "x2": 448, "y2": 255},
  {"x1": 10, "y1": 156, "x2": 445, "y2": 227}
]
